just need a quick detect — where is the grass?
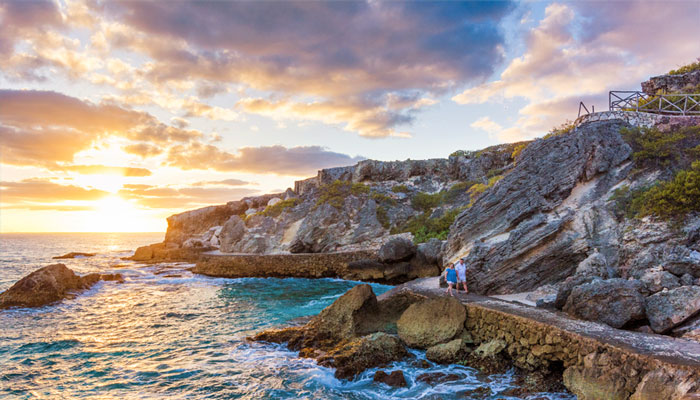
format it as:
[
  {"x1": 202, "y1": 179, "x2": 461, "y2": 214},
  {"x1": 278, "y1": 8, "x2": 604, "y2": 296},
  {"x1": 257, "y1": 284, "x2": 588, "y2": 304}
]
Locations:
[
  {"x1": 391, "y1": 184, "x2": 410, "y2": 193},
  {"x1": 391, "y1": 207, "x2": 467, "y2": 244},
  {"x1": 376, "y1": 206, "x2": 390, "y2": 229},
  {"x1": 259, "y1": 198, "x2": 300, "y2": 218},
  {"x1": 669, "y1": 59, "x2": 700, "y2": 75},
  {"x1": 316, "y1": 180, "x2": 370, "y2": 209},
  {"x1": 543, "y1": 120, "x2": 575, "y2": 139}
]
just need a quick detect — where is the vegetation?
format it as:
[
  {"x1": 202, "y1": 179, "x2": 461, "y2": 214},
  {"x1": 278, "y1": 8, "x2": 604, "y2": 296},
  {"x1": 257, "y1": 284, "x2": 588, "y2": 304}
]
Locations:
[
  {"x1": 371, "y1": 192, "x2": 396, "y2": 206},
  {"x1": 511, "y1": 143, "x2": 528, "y2": 160},
  {"x1": 316, "y1": 180, "x2": 370, "y2": 209},
  {"x1": 467, "y1": 175, "x2": 503, "y2": 204},
  {"x1": 621, "y1": 126, "x2": 700, "y2": 170},
  {"x1": 543, "y1": 120, "x2": 575, "y2": 139},
  {"x1": 259, "y1": 198, "x2": 300, "y2": 218},
  {"x1": 411, "y1": 191, "x2": 444, "y2": 212},
  {"x1": 391, "y1": 184, "x2": 410, "y2": 193},
  {"x1": 669, "y1": 59, "x2": 700, "y2": 75},
  {"x1": 376, "y1": 206, "x2": 390, "y2": 230},
  {"x1": 392, "y1": 207, "x2": 467, "y2": 244},
  {"x1": 450, "y1": 150, "x2": 469, "y2": 158}
]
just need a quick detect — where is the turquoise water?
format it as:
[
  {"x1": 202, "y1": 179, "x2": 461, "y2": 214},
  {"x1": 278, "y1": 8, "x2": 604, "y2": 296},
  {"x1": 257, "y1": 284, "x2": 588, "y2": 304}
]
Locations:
[{"x1": 0, "y1": 233, "x2": 574, "y2": 399}]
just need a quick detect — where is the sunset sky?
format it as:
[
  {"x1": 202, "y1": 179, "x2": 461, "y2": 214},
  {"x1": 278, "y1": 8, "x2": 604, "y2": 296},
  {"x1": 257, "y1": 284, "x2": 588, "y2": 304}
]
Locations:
[{"x1": 1, "y1": 0, "x2": 699, "y2": 232}]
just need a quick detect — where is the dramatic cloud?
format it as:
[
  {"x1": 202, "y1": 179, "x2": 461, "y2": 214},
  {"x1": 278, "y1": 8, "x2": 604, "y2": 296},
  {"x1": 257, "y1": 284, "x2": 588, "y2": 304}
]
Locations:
[
  {"x1": 454, "y1": 2, "x2": 700, "y2": 140},
  {"x1": 166, "y1": 144, "x2": 364, "y2": 176},
  {"x1": 0, "y1": 89, "x2": 200, "y2": 167},
  {"x1": 192, "y1": 179, "x2": 254, "y2": 187},
  {"x1": 118, "y1": 185, "x2": 258, "y2": 209},
  {"x1": 61, "y1": 165, "x2": 152, "y2": 177},
  {"x1": 96, "y1": 0, "x2": 514, "y2": 136},
  {"x1": 0, "y1": 179, "x2": 109, "y2": 203}
]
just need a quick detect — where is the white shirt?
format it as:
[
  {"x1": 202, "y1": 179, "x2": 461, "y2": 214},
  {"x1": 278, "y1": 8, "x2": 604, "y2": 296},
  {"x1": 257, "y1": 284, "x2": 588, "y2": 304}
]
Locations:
[{"x1": 456, "y1": 261, "x2": 467, "y2": 278}]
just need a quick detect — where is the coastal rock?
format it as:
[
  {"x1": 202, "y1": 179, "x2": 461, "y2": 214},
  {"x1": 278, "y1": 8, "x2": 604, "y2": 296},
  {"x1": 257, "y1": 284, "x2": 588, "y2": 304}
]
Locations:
[
  {"x1": 563, "y1": 353, "x2": 629, "y2": 400},
  {"x1": 52, "y1": 252, "x2": 95, "y2": 259},
  {"x1": 219, "y1": 215, "x2": 246, "y2": 252},
  {"x1": 317, "y1": 332, "x2": 408, "y2": 379},
  {"x1": 630, "y1": 369, "x2": 700, "y2": 400},
  {"x1": 639, "y1": 269, "x2": 681, "y2": 294},
  {"x1": 462, "y1": 339, "x2": 510, "y2": 375},
  {"x1": 425, "y1": 338, "x2": 468, "y2": 364},
  {"x1": 1, "y1": 264, "x2": 99, "y2": 308},
  {"x1": 645, "y1": 286, "x2": 700, "y2": 333},
  {"x1": 416, "y1": 238, "x2": 444, "y2": 266},
  {"x1": 396, "y1": 297, "x2": 466, "y2": 348},
  {"x1": 554, "y1": 274, "x2": 600, "y2": 309},
  {"x1": 312, "y1": 283, "x2": 378, "y2": 341},
  {"x1": 373, "y1": 370, "x2": 407, "y2": 387},
  {"x1": 289, "y1": 203, "x2": 342, "y2": 253},
  {"x1": 562, "y1": 278, "x2": 645, "y2": 328},
  {"x1": 378, "y1": 237, "x2": 416, "y2": 263}
]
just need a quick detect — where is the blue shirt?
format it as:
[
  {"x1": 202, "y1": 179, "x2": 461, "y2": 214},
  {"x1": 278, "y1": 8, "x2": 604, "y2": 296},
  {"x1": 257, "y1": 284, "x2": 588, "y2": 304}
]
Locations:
[{"x1": 446, "y1": 268, "x2": 457, "y2": 283}]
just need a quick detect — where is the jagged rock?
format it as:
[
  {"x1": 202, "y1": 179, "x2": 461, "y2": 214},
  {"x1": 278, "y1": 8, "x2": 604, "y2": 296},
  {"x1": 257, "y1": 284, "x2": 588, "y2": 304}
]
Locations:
[
  {"x1": 165, "y1": 201, "x2": 247, "y2": 246},
  {"x1": 378, "y1": 237, "x2": 416, "y2": 263},
  {"x1": 425, "y1": 338, "x2": 468, "y2": 364},
  {"x1": 396, "y1": 297, "x2": 465, "y2": 348},
  {"x1": 52, "y1": 252, "x2": 96, "y2": 259},
  {"x1": 554, "y1": 274, "x2": 601, "y2": 310},
  {"x1": 463, "y1": 339, "x2": 510, "y2": 374},
  {"x1": 373, "y1": 370, "x2": 407, "y2": 387},
  {"x1": 575, "y1": 250, "x2": 608, "y2": 278},
  {"x1": 219, "y1": 215, "x2": 246, "y2": 252},
  {"x1": 182, "y1": 238, "x2": 206, "y2": 248},
  {"x1": 289, "y1": 203, "x2": 342, "y2": 253},
  {"x1": 563, "y1": 363, "x2": 628, "y2": 400},
  {"x1": 313, "y1": 284, "x2": 378, "y2": 341},
  {"x1": 646, "y1": 286, "x2": 700, "y2": 333},
  {"x1": 563, "y1": 278, "x2": 645, "y2": 328},
  {"x1": 417, "y1": 238, "x2": 444, "y2": 266},
  {"x1": 444, "y1": 120, "x2": 632, "y2": 294},
  {"x1": 1, "y1": 264, "x2": 100, "y2": 308},
  {"x1": 630, "y1": 369, "x2": 700, "y2": 400},
  {"x1": 344, "y1": 260, "x2": 386, "y2": 281},
  {"x1": 639, "y1": 269, "x2": 681, "y2": 294},
  {"x1": 681, "y1": 273, "x2": 696, "y2": 286},
  {"x1": 317, "y1": 332, "x2": 408, "y2": 379}
]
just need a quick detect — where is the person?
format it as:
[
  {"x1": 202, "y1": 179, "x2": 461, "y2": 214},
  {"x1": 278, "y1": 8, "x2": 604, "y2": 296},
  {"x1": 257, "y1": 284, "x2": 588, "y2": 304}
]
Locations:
[
  {"x1": 444, "y1": 263, "x2": 458, "y2": 296},
  {"x1": 456, "y1": 257, "x2": 468, "y2": 294}
]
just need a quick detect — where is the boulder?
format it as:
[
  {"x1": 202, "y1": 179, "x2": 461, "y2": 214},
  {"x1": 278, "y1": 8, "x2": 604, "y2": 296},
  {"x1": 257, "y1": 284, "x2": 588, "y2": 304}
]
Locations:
[
  {"x1": 630, "y1": 369, "x2": 700, "y2": 400},
  {"x1": 344, "y1": 260, "x2": 386, "y2": 281},
  {"x1": 1, "y1": 264, "x2": 99, "y2": 308},
  {"x1": 640, "y1": 269, "x2": 681, "y2": 294},
  {"x1": 681, "y1": 273, "x2": 696, "y2": 286},
  {"x1": 554, "y1": 274, "x2": 601, "y2": 309},
  {"x1": 318, "y1": 332, "x2": 408, "y2": 379},
  {"x1": 378, "y1": 237, "x2": 416, "y2": 263},
  {"x1": 219, "y1": 215, "x2": 246, "y2": 252},
  {"x1": 396, "y1": 297, "x2": 466, "y2": 348},
  {"x1": 267, "y1": 197, "x2": 282, "y2": 207},
  {"x1": 425, "y1": 338, "x2": 467, "y2": 364},
  {"x1": 131, "y1": 244, "x2": 155, "y2": 261},
  {"x1": 563, "y1": 365, "x2": 628, "y2": 400},
  {"x1": 575, "y1": 250, "x2": 608, "y2": 278},
  {"x1": 373, "y1": 370, "x2": 407, "y2": 387},
  {"x1": 563, "y1": 278, "x2": 645, "y2": 328},
  {"x1": 416, "y1": 372, "x2": 463, "y2": 385},
  {"x1": 312, "y1": 284, "x2": 378, "y2": 341},
  {"x1": 52, "y1": 252, "x2": 95, "y2": 259},
  {"x1": 463, "y1": 339, "x2": 510, "y2": 374},
  {"x1": 646, "y1": 286, "x2": 700, "y2": 333},
  {"x1": 416, "y1": 238, "x2": 444, "y2": 266}
]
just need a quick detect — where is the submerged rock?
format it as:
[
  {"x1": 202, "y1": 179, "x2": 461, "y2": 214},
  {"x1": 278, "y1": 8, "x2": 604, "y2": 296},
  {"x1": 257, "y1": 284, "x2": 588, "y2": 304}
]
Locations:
[
  {"x1": 396, "y1": 297, "x2": 466, "y2": 348},
  {"x1": 52, "y1": 252, "x2": 95, "y2": 259},
  {"x1": 317, "y1": 332, "x2": 408, "y2": 379},
  {"x1": 0, "y1": 264, "x2": 105, "y2": 309},
  {"x1": 425, "y1": 338, "x2": 468, "y2": 364},
  {"x1": 373, "y1": 370, "x2": 407, "y2": 387}
]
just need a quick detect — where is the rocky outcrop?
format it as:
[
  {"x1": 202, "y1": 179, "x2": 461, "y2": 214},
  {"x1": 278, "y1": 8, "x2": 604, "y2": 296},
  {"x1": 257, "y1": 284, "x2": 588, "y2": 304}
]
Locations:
[
  {"x1": 373, "y1": 370, "x2": 407, "y2": 387},
  {"x1": 317, "y1": 332, "x2": 408, "y2": 379},
  {"x1": 425, "y1": 338, "x2": 469, "y2": 364},
  {"x1": 445, "y1": 120, "x2": 633, "y2": 295},
  {"x1": 642, "y1": 69, "x2": 700, "y2": 94},
  {"x1": 378, "y1": 237, "x2": 416, "y2": 262},
  {"x1": 52, "y1": 252, "x2": 95, "y2": 259},
  {"x1": 562, "y1": 279, "x2": 646, "y2": 328},
  {"x1": 645, "y1": 286, "x2": 700, "y2": 333},
  {"x1": 396, "y1": 297, "x2": 466, "y2": 348},
  {"x1": 0, "y1": 264, "x2": 121, "y2": 309}
]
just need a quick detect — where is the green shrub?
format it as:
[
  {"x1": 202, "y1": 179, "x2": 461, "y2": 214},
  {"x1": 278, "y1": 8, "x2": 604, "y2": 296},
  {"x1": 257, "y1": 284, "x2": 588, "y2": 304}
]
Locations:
[
  {"x1": 443, "y1": 181, "x2": 474, "y2": 203},
  {"x1": 393, "y1": 207, "x2": 466, "y2": 244},
  {"x1": 260, "y1": 198, "x2": 300, "y2": 218},
  {"x1": 621, "y1": 126, "x2": 700, "y2": 170},
  {"x1": 450, "y1": 150, "x2": 468, "y2": 158},
  {"x1": 316, "y1": 180, "x2": 370, "y2": 209},
  {"x1": 669, "y1": 60, "x2": 700, "y2": 75},
  {"x1": 391, "y1": 184, "x2": 410, "y2": 193},
  {"x1": 511, "y1": 143, "x2": 527, "y2": 160},
  {"x1": 376, "y1": 205, "x2": 390, "y2": 229},
  {"x1": 632, "y1": 162, "x2": 700, "y2": 218},
  {"x1": 466, "y1": 176, "x2": 503, "y2": 206},
  {"x1": 544, "y1": 120, "x2": 575, "y2": 139},
  {"x1": 371, "y1": 192, "x2": 396, "y2": 206},
  {"x1": 411, "y1": 192, "x2": 444, "y2": 212}
]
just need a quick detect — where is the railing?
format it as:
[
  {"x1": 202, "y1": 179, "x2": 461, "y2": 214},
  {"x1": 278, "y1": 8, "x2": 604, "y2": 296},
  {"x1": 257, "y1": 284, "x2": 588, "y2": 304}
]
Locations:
[
  {"x1": 578, "y1": 101, "x2": 594, "y2": 118},
  {"x1": 609, "y1": 91, "x2": 700, "y2": 115}
]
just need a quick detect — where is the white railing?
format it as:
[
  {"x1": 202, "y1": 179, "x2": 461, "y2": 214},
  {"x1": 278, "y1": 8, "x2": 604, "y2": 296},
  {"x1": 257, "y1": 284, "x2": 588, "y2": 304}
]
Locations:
[{"x1": 609, "y1": 91, "x2": 700, "y2": 115}]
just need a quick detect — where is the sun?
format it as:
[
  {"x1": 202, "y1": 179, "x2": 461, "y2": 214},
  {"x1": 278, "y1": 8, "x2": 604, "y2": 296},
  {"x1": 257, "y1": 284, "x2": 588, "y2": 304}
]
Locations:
[{"x1": 91, "y1": 195, "x2": 147, "y2": 232}]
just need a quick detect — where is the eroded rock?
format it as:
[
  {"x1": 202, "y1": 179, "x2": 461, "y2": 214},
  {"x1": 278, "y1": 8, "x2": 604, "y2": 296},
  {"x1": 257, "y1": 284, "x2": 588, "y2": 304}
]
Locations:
[
  {"x1": 563, "y1": 278, "x2": 645, "y2": 328},
  {"x1": 646, "y1": 286, "x2": 700, "y2": 333},
  {"x1": 378, "y1": 237, "x2": 416, "y2": 263},
  {"x1": 396, "y1": 297, "x2": 466, "y2": 348},
  {"x1": 425, "y1": 338, "x2": 468, "y2": 364},
  {"x1": 318, "y1": 332, "x2": 408, "y2": 379},
  {"x1": 373, "y1": 370, "x2": 407, "y2": 387}
]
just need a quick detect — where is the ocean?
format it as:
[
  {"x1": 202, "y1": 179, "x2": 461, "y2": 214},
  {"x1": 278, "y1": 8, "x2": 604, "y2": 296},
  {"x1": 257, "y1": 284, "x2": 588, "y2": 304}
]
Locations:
[{"x1": 0, "y1": 233, "x2": 574, "y2": 399}]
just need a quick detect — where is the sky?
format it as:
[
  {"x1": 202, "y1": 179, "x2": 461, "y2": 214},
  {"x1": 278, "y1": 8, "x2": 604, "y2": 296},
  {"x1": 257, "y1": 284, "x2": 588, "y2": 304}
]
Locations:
[{"x1": 1, "y1": 0, "x2": 699, "y2": 232}]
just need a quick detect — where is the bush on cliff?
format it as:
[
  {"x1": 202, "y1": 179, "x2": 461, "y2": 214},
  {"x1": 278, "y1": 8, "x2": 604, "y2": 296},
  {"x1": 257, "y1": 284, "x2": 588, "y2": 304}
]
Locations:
[
  {"x1": 621, "y1": 126, "x2": 700, "y2": 170},
  {"x1": 316, "y1": 180, "x2": 370, "y2": 209},
  {"x1": 392, "y1": 206, "x2": 466, "y2": 244},
  {"x1": 260, "y1": 198, "x2": 300, "y2": 218},
  {"x1": 669, "y1": 59, "x2": 700, "y2": 75}
]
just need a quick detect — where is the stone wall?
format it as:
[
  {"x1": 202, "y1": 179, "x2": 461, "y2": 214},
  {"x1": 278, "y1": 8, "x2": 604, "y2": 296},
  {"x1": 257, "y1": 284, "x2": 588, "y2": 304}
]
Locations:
[
  {"x1": 193, "y1": 250, "x2": 378, "y2": 279},
  {"x1": 573, "y1": 111, "x2": 700, "y2": 131}
]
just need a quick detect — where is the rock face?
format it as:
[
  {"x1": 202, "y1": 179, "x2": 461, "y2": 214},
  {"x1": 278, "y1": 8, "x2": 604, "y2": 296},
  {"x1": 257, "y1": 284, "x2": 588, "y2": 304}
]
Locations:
[
  {"x1": 218, "y1": 215, "x2": 246, "y2": 252},
  {"x1": 563, "y1": 279, "x2": 646, "y2": 328},
  {"x1": 396, "y1": 297, "x2": 466, "y2": 348},
  {"x1": 0, "y1": 264, "x2": 112, "y2": 309},
  {"x1": 445, "y1": 120, "x2": 633, "y2": 295},
  {"x1": 645, "y1": 286, "x2": 700, "y2": 333},
  {"x1": 378, "y1": 237, "x2": 416, "y2": 262}
]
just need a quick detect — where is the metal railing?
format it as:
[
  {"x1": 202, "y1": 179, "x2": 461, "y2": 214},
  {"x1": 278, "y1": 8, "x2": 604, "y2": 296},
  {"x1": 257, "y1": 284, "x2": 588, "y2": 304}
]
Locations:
[
  {"x1": 578, "y1": 101, "x2": 594, "y2": 118},
  {"x1": 609, "y1": 91, "x2": 700, "y2": 115}
]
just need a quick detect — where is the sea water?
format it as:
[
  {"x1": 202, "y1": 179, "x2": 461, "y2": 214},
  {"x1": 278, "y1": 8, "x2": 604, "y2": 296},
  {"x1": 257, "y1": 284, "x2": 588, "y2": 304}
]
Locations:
[{"x1": 0, "y1": 233, "x2": 575, "y2": 399}]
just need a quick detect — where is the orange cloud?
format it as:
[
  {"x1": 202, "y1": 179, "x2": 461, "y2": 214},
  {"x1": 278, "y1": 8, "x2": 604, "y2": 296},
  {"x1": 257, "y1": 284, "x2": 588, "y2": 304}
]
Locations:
[
  {"x1": 61, "y1": 165, "x2": 152, "y2": 177},
  {"x1": 0, "y1": 179, "x2": 109, "y2": 203}
]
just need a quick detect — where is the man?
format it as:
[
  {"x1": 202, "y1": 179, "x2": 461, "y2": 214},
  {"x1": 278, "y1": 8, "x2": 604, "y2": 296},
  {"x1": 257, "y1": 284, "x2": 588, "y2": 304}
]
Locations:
[{"x1": 456, "y1": 257, "x2": 468, "y2": 293}]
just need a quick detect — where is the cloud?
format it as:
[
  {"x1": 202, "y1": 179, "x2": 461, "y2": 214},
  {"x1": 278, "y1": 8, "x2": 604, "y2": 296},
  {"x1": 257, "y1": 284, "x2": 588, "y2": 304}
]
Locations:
[
  {"x1": 96, "y1": 0, "x2": 514, "y2": 137},
  {"x1": 192, "y1": 179, "x2": 254, "y2": 187},
  {"x1": 122, "y1": 143, "x2": 164, "y2": 158},
  {"x1": 165, "y1": 143, "x2": 365, "y2": 176},
  {"x1": 118, "y1": 184, "x2": 259, "y2": 209},
  {"x1": 470, "y1": 117, "x2": 504, "y2": 137},
  {"x1": 454, "y1": 2, "x2": 700, "y2": 141},
  {"x1": 0, "y1": 89, "x2": 199, "y2": 167},
  {"x1": 61, "y1": 165, "x2": 152, "y2": 177},
  {"x1": 0, "y1": 179, "x2": 109, "y2": 202}
]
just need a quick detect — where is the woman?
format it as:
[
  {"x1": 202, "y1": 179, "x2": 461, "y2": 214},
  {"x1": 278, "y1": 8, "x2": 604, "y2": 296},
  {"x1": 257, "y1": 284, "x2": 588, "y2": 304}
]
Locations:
[{"x1": 444, "y1": 263, "x2": 458, "y2": 296}]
